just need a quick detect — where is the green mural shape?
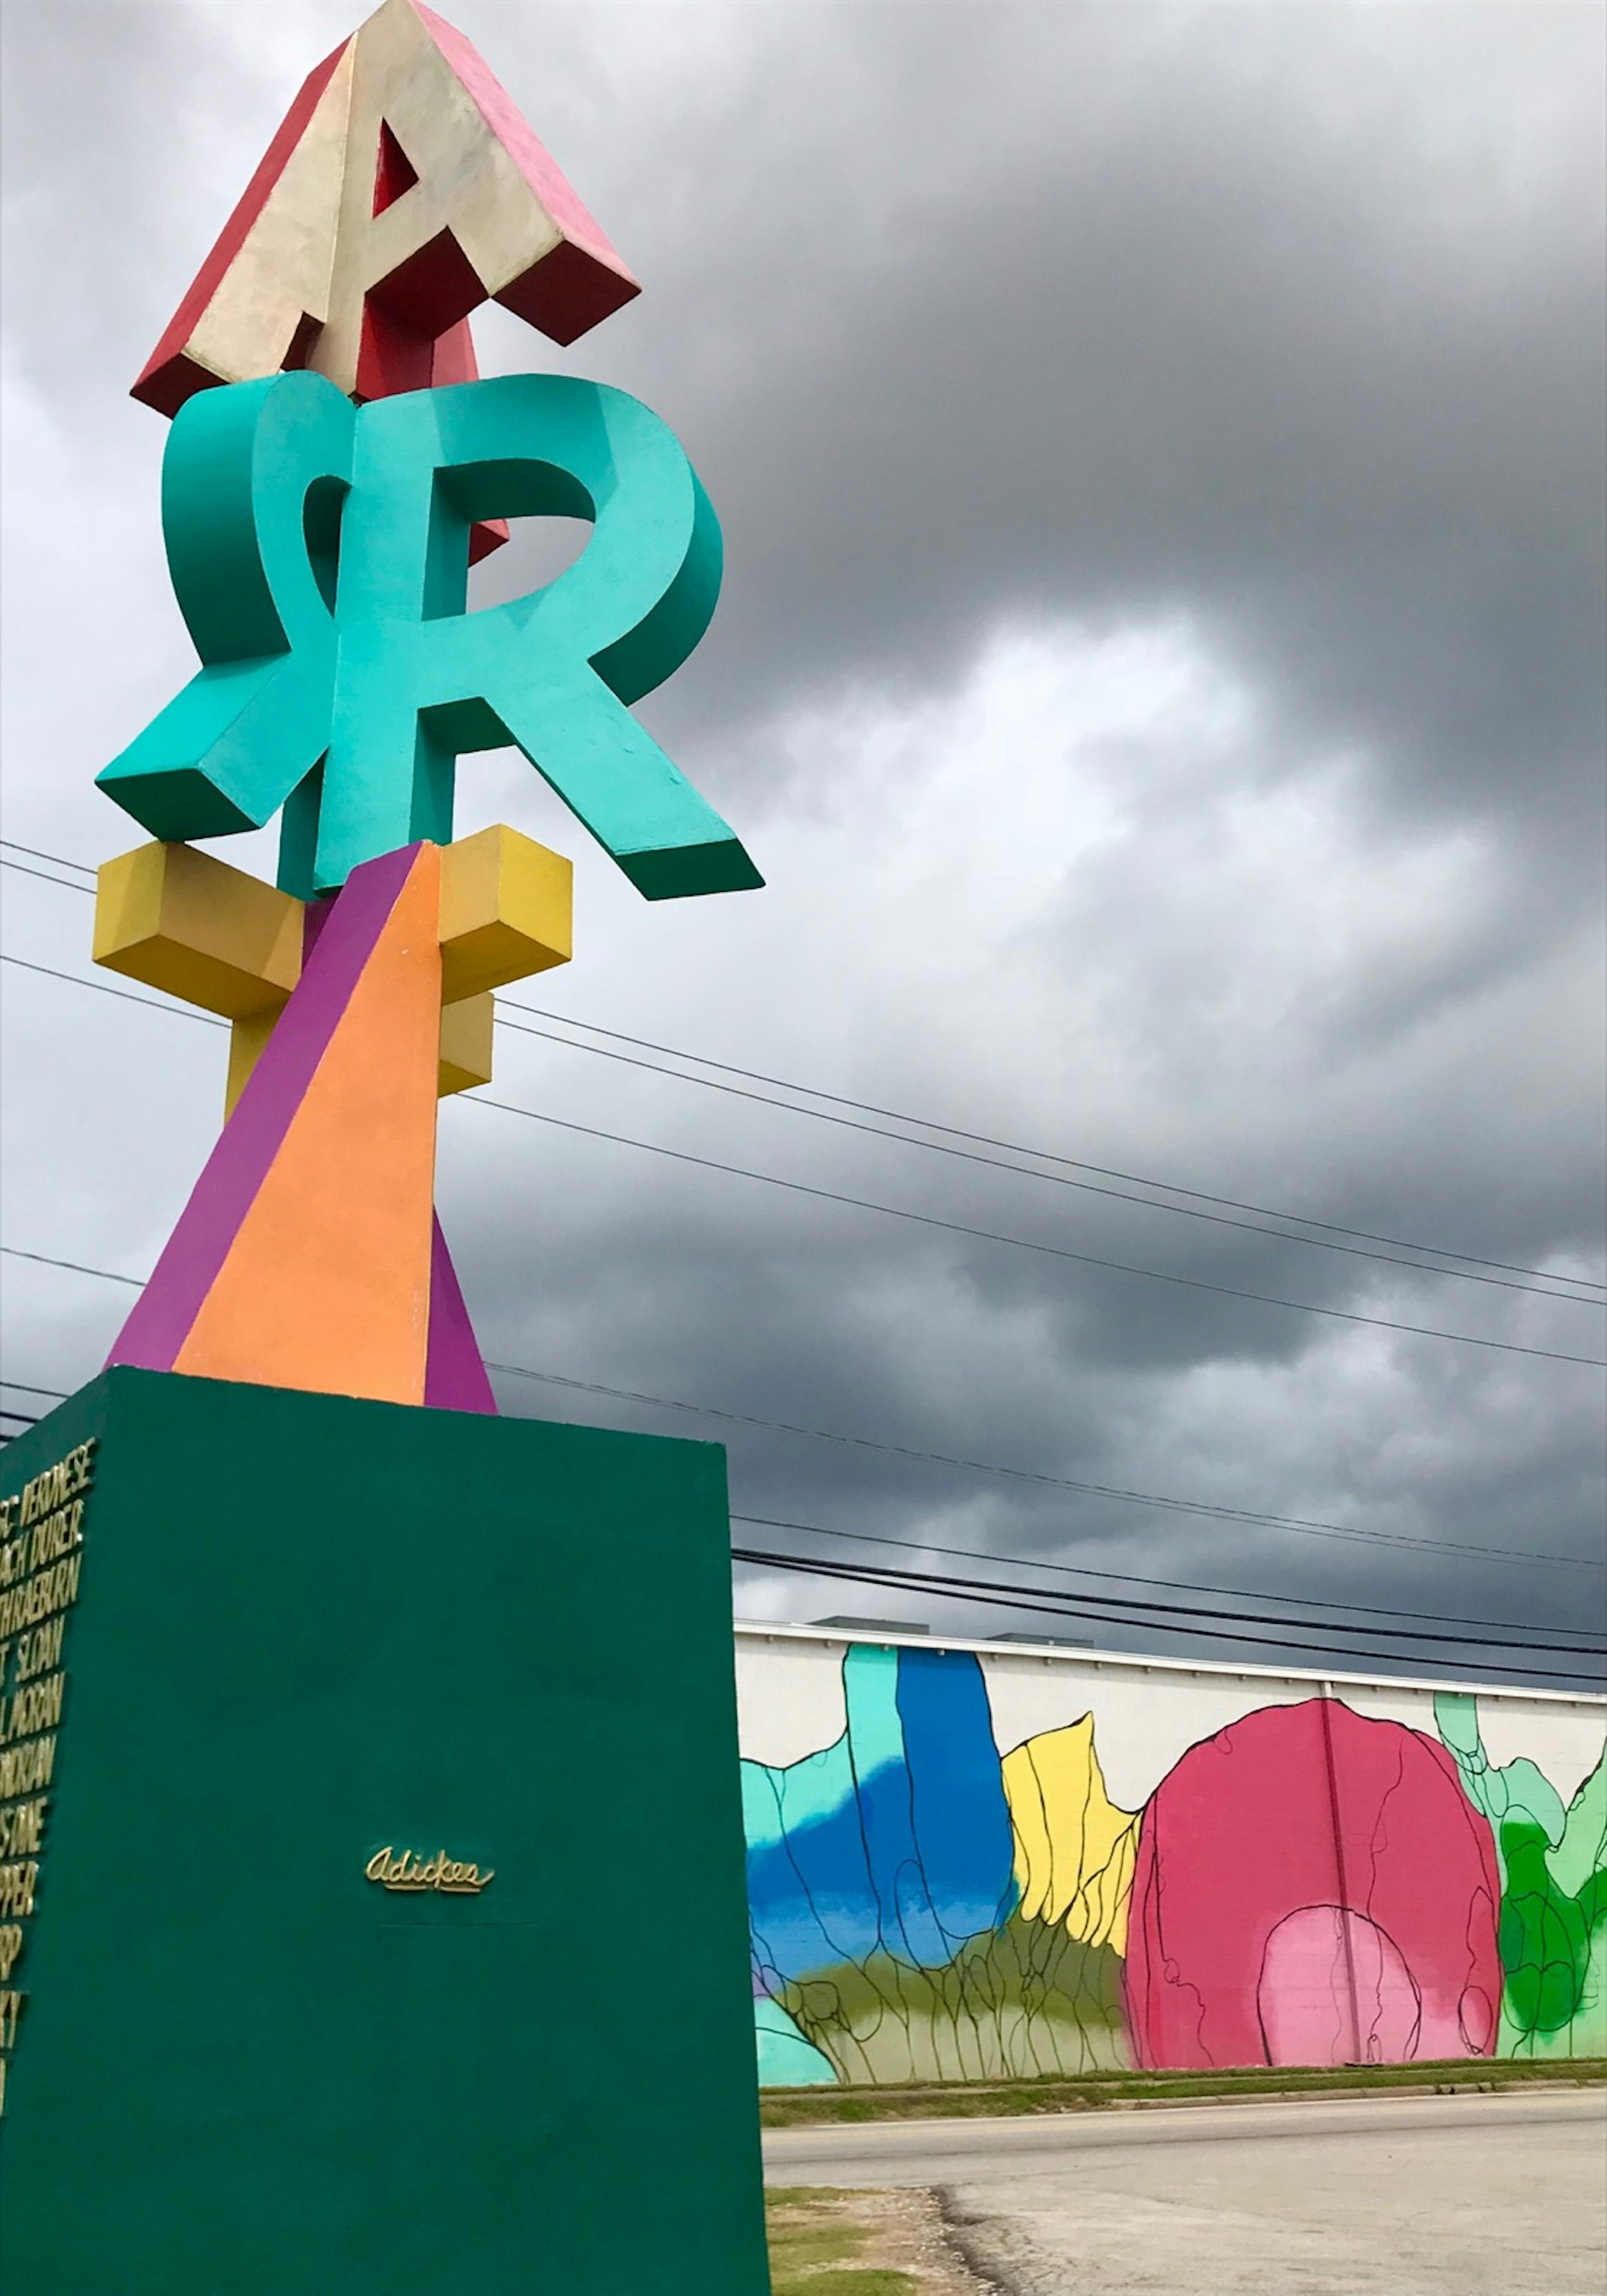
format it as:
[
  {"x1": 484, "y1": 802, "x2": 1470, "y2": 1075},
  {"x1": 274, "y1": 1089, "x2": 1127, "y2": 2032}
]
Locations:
[
  {"x1": 98, "y1": 370, "x2": 762, "y2": 902},
  {"x1": 1435, "y1": 1692, "x2": 1607, "y2": 2057},
  {"x1": 777, "y1": 1918, "x2": 1131, "y2": 2087}
]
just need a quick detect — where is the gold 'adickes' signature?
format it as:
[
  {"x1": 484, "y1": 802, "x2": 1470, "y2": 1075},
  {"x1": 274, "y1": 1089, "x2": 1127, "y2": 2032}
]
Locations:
[{"x1": 365, "y1": 1847, "x2": 494, "y2": 1895}]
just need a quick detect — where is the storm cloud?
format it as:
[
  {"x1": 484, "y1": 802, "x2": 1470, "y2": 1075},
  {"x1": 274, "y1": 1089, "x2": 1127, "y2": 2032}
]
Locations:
[{"x1": 1, "y1": 2, "x2": 1602, "y2": 1683}]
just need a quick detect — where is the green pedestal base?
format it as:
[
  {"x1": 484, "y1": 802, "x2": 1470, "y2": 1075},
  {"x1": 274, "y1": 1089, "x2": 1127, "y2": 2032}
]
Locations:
[{"x1": 0, "y1": 1369, "x2": 770, "y2": 2293}]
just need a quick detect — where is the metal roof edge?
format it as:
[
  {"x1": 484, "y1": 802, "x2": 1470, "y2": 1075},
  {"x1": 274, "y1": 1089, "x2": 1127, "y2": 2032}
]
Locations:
[{"x1": 730, "y1": 1618, "x2": 1606, "y2": 1707}]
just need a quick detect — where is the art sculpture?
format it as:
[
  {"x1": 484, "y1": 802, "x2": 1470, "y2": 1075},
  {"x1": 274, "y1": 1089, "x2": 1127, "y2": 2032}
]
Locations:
[{"x1": 0, "y1": 8, "x2": 770, "y2": 2289}]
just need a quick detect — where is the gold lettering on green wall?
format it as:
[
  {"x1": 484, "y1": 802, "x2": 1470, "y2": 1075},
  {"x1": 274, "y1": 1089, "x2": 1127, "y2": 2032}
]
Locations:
[
  {"x1": 365, "y1": 1847, "x2": 495, "y2": 1894},
  {"x1": 1, "y1": 1436, "x2": 95, "y2": 2116}
]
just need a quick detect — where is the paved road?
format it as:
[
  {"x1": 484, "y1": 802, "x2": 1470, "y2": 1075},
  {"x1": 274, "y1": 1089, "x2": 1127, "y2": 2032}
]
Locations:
[{"x1": 765, "y1": 2089, "x2": 1606, "y2": 2294}]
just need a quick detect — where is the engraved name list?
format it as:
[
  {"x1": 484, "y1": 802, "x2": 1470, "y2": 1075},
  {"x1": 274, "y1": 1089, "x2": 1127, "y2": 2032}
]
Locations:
[{"x1": 0, "y1": 1436, "x2": 96, "y2": 2117}]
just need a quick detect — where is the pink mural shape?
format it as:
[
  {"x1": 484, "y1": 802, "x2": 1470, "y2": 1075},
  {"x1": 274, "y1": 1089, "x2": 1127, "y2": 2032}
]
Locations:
[
  {"x1": 1257, "y1": 1906, "x2": 1422, "y2": 2065},
  {"x1": 1123, "y1": 1699, "x2": 1501, "y2": 2070}
]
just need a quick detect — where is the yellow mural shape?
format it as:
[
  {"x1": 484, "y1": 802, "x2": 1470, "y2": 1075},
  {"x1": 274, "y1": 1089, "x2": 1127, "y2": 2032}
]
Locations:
[{"x1": 1004, "y1": 1717, "x2": 1140, "y2": 1956}]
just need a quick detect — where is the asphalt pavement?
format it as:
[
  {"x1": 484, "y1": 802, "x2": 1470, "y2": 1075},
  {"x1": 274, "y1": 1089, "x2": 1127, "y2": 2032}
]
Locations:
[{"x1": 764, "y1": 2087, "x2": 1606, "y2": 2294}]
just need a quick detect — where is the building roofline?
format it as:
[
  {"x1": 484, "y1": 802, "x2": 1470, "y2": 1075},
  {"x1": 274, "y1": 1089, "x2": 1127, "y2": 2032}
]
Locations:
[{"x1": 732, "y1": 1618, "x2": 1606, "y2": 1708}]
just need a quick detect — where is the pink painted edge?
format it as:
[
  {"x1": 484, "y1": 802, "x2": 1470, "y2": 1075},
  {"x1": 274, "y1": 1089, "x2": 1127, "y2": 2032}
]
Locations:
[
  {"x1": 413, "y1": 1, "x2": 638, "y2": 284},
  {"x1": 425, "y1": 1214, "x2": 498, "y2": 1414},
  {"x1": 105, "y1": 844, "x2": 423, "y2": 1373}
]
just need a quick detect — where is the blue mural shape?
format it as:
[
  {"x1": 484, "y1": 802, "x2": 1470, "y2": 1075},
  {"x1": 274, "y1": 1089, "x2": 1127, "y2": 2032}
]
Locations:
[{"x1": 743, "y1": 1644, "x2": 1017, "y2": 2080}]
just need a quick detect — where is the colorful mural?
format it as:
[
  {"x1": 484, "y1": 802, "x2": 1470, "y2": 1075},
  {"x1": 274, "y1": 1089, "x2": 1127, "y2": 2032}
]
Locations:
[
  {"x1": 739, "y1": 1639, "x2": 1607, "y2": 2084},
  {"x1": 1435, "y1": 1693, "x2": 1607, "y2": 2059}
]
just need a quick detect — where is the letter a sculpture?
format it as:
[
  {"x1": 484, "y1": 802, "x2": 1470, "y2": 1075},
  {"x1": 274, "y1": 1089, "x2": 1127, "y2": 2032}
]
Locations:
[{"x1": 0, "y1": 7, "x2": 773, "y2": 2290}]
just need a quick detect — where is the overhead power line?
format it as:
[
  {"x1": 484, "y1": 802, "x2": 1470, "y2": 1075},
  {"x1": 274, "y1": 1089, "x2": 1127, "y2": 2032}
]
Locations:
[
  {"x1": 7, "y1": 843, "x2": 1600, "y2": 1660},
  {"x1": 726, "y1": 1519, "x2": 1602, "y2": 1654},
  {"x1": 730, "y1": 1546, "x2": 1604, "y2": 1686},
  {"x1": 8, "y1": 937, "x2": 1598, "y2": 1363},
  {"x1": 469, "y1": 1097, "x2": 1607, "y2": 1368},
  {"x1": 0, "y1": 841, "x2": 96, "y2": 878},
  {"x1": 6, "y1": 838, "x2": 1600, "y2": 1300},
  {"x1": 485, "y1": 1359, "x2": 1602, "y2": 1572},
  {"x1": 0, "y1": 1358, "x2": 1587, "y2": 1667},
  {"x1": 0, "y1": 857, "x2": 98, "y2": 896},
  {"x1": 499, "y1": 996, "x2": 1607, "y2": 1297},
  {"x1": 493, "y1": 1010, "x2": 1604, "y2": 1307},
  {"x1": 1, "y1": 951, "x2": 228, "y2": 1027},
  {"x1": 720, "y1": 1513, "x2": 1607, "y2": 1635},
  {"x1": 2, "y1": 1245, "x2": 141, "y2": 1287},
  {"x1": 4, "y1": 1340, "x2": 1596, "y2": 1636},
  {"x1": 5, "y1": 1242, "x2": 1599, "y2": 1574}
]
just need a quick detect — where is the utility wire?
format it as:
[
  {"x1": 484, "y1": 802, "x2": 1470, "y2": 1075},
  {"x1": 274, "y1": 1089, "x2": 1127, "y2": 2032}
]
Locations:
[
  {"x1": 500, "y1": 995, "x2": 1607, "y2": 1297},
  {"x1": 5, "y1": 1242, "x2": 1594, "y2": 1572},
  {"x1": 730, "y1": 1548, "x2": 1603, "y2": 1685},
  {"x1": 4, "y1": 1328, "x2": 1594, "y2": 1640},
  {"x1": 8, "y1": 939, "x2": 1597, "y2": 1362},
  {"x1": 10, "y1": 1320, "x2": 1594, "y2": 1633},
  {"x1": 493, "y1": 1011, "x2": 1603, "y2": 1307},
  {"x1": 3, "y1": 1328, "x2": 1597, "y2": 1610},
  {"x1": 8, "y1": 849, "x2": 1600, "y2": 1666},
  {"x1": 470, "y1": 1097, "x2": 1607, "y2": 1368},
  {"x1": 6, "y1": 841, "x2": 1599, "y2": 1300},
  {"x1": 0, "y1": 952, "x2": 228, "y2": 1027},
  {"x1": 2, "y1": 1246, "x2": 141, "y2": 1286},
  {"x1": 0, "y1": 841, "x2": 96, "y2": 877},
  {"x1": 719, "y1": 1513, "x2": 1607, "y2": 1636},
  {"x1": 0, "y1": 1371, "x2": 1585, "y2": 1667},
  {"x1": 725, "y1": 1518, "x2": 1602, "y2": 1653},
  {"x1": 0, "y1": 855, "x2": 98, "y2": 896},
  {"x1": 486, "y1": 1359, "x2": 1602, "y2": 1571}
]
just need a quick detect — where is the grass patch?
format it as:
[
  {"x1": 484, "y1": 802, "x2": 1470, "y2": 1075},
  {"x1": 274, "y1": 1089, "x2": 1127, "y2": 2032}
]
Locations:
[
  {"x1": 765, "y1": 2189, "x2": 917, "y2": 2294},
  {"x1": 760, "y1": 2053, "x2": 1607, "y2": 2127},
  {"x1": 784, "y1": 2278, "x2": 916, "y2": 2296}
]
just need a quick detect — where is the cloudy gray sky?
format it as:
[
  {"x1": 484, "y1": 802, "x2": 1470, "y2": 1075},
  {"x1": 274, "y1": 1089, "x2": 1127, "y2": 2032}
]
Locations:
[{"x1": 2, "y1": 1, "x2": 1603, "y2": 1685}]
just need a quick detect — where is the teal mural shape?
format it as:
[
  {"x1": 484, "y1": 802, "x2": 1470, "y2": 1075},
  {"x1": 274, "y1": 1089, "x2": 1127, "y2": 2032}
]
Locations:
[
  {"x1": 1435, "y1": 1693, "x2": 1607, "y2": 2058},
  {"x1": 98, "y1": 370, "x2": 761, "y2": 902}
]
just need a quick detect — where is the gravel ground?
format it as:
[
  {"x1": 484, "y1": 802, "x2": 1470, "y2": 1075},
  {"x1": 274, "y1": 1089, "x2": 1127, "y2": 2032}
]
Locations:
[{"x1": 769, "y1": 2089, "x2": 1606, "y2": 2296}]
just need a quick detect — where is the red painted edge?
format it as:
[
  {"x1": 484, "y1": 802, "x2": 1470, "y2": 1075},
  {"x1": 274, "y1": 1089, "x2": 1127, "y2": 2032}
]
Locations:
[
  {"x1": 467, "y1": 515, "x2": 511, "y2": 564},
  {"x1": 428, "y1": 315, "x2": 480, "y2": 388},
  {"x1": 131, "y1": 37, "x2": 352, "y2": 416},
  {"x1": 495, "y1": 235, "x2": 641, "y2": 346}
]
